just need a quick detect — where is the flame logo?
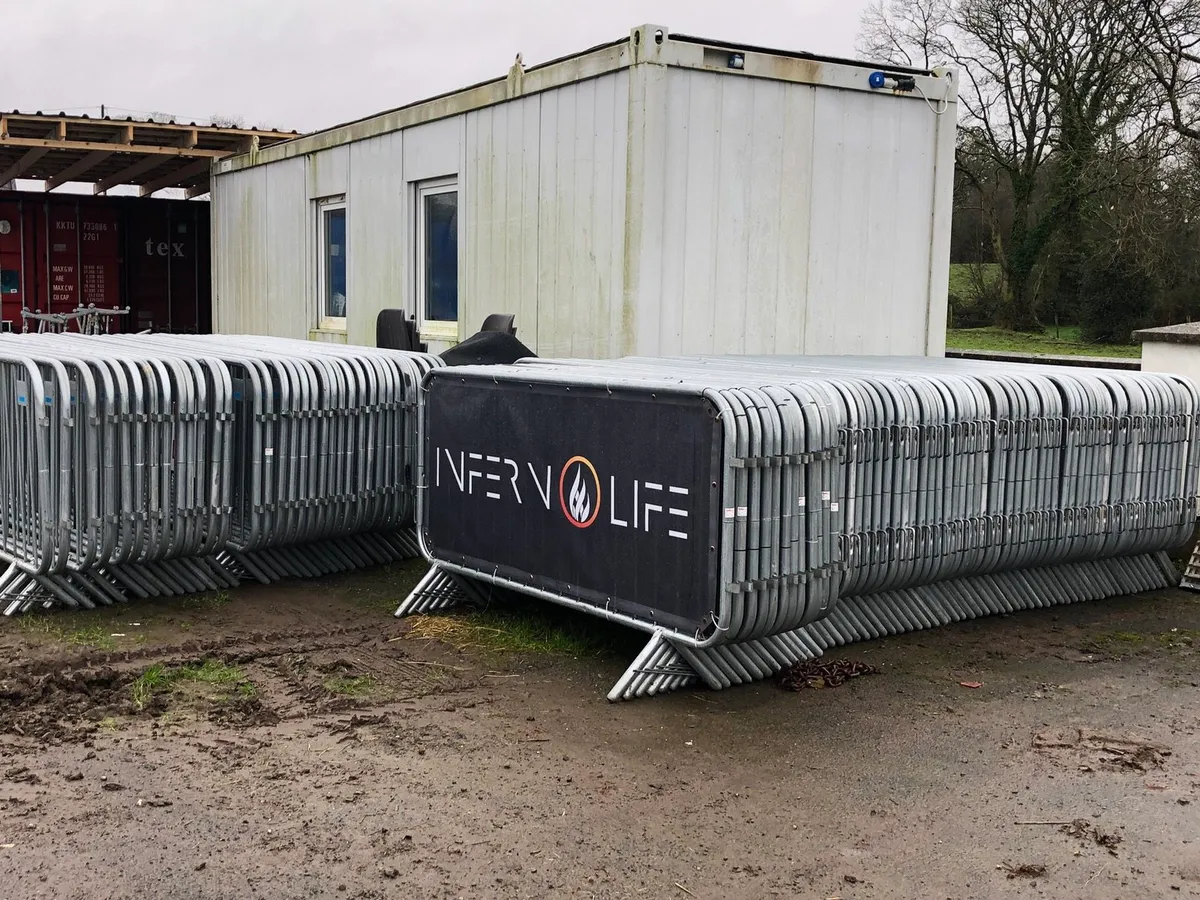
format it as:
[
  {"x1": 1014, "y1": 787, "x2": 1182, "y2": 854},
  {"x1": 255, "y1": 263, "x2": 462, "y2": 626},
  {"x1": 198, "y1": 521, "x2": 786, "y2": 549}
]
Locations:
[
  {"x1": 568, "y1": 466, "x2": 591, "y2": 523},
  {"x1": 558, "y1": 456, "x2": 600, "y2": 528}
]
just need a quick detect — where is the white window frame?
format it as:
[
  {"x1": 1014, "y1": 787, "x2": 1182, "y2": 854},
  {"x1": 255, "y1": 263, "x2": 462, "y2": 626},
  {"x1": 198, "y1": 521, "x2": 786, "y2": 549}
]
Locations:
[
  {"x1": 414, "y1": 177, "x2": 459, "y2": 341},
  {"x1": 316, "y1": 195, "x2": 347, "y2": 332}
]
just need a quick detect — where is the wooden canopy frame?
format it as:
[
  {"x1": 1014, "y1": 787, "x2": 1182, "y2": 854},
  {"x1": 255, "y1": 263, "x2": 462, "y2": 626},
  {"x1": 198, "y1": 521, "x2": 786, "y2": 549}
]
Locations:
[{"x1": 0, "y1": 112, "x2": 297, "y2": 198}]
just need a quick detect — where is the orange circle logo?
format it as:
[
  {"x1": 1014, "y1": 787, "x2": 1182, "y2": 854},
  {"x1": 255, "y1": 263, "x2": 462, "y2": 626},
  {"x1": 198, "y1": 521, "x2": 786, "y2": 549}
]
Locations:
[{"x1": 558, "y1": 456, "x2": 601, "y2": 528}]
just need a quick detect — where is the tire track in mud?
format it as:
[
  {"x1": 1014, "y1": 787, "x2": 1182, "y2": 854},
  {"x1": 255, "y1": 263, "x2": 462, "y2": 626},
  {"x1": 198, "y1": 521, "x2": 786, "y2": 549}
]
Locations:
[{"x1": 0, "y1": 621, "x2": 474, "y2": 745}]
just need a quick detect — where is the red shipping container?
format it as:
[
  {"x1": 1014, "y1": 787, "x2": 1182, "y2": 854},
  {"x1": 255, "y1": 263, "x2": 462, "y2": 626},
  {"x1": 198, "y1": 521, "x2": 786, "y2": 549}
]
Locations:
[
  {"x1": 79, "y1": 207, "x2": 121, "y2": 310},
  {"x1": 0, "y1": 201, "x2": 24, "y2": 331},
  {"x1": 0, "y1": 190, "x2": 211, "y2": 334}
]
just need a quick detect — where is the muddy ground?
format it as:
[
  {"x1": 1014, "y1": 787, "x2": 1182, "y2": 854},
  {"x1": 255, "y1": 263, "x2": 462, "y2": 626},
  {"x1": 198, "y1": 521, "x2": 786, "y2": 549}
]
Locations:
[{"x1": 1, "y1": 561, "x2": 1199, "y2": 900}]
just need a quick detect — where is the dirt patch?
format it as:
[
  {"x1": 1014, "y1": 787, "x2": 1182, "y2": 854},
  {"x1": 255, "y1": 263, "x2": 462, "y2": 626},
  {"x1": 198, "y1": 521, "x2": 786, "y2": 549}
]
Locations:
[
  {"x1": 1062, "y1": 819, "x2": 1123, "y2": 854},
  {"x1": 1033, "y1": 729, "x2": 1172, "y2": 772},
  {"x1": 778, "y1": 658, "x2": 879, "y2": 690},
  {"x1": 1000, "y1": 862, "x2": 1048, "y2": 879},
  {"x1": 0, "y1": 666, "x2": 133, "y2": 742},
  {"x1": 1, "y1": 568, "x2": 1199, "y2": 899}
]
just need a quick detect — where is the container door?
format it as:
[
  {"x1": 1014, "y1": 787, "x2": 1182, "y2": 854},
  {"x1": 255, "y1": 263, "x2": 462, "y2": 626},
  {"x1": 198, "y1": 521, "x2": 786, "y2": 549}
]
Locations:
[
  {"x1": 79, "y1": 205, "x2": 122, "y2": 325},
  {"x1": 46, "y1": 205, "x2": 80, "y2": 316},
  {"x1": 0, "y1": 200, "x2": 23, "y2": 331},
  {"x1": 195, "y1": 202, "x2": 212, "y2": 333},
  {"x1": 169, "y1": 205, "x2": 202, "y2": 333},
  {"x1": 125, "y1": 203, "x2": 169, "y2": 331}
]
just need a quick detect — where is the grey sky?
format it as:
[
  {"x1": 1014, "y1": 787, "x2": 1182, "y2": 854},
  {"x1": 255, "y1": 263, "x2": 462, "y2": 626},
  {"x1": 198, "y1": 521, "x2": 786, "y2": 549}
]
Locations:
[{"x1": 6, "y1": 0, "x2": 870, "y2": 134}]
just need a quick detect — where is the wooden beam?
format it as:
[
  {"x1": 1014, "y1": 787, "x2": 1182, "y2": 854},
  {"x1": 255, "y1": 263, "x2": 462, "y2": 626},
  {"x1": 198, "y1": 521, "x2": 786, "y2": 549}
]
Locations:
[
  {"x1": 3, "y1": 113, "x2": 296, "y2": 141},
  {"x1": 0, "y1": 146, "x2": 51, "y2": 184},
  {"x1": 185, "y1": 180, "x2": 210, "y2": 199},
  {"x1": 0, "y1": 116, "x2": 7, "y2": 139},
  {"x1": 45, "y1": 149, "x2": 114, "y2": 191},
  {"x1": 92, "y1": 155, "x2": 167, "y2": 194},
  {"x1": 0, "y1": 136, "x2": 226, "y2": 158},
  {"x1": 0, "y1": 123, "x2": 65, "y2": 183},
  {"x1": 139, "y1": 158, "x2": 212, "y2": 196},
  {"x1": 179, "y1": 128, "x2": 198, "y2": 149}
]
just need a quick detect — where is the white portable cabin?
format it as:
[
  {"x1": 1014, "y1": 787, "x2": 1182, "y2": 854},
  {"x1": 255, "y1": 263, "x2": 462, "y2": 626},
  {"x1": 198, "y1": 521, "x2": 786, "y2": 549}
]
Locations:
[{"x1": 210, "y1": 25, "x2": 958, "y2": 357}]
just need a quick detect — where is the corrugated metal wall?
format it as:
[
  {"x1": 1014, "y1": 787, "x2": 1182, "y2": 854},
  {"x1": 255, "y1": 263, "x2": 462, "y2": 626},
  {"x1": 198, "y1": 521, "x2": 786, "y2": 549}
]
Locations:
[
  {"x1": 212, "y1": 163, "x2": 306, "y2": 337},
  {"x1": 213, "y1": 72, "x2": 631, "y2": 353},
  {"x1": 632, "y1": 68, "x2": 942, "y2": 357},
  {"x1": 463, "y1": 72, "x2": 630, "y2": 358},
  {"x1": 211, "y1": 60, "x2": 953, "y2": 358},
  {"x1": 347, "y1": 132, "x2": 407, "y2": 340}
]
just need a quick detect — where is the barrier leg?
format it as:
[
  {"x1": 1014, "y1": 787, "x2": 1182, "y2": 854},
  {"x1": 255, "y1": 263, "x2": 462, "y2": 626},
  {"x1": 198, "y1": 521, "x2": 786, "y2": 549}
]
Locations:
[{"x1": 393, "y1": 564, "x2": 490, "y2": 617}]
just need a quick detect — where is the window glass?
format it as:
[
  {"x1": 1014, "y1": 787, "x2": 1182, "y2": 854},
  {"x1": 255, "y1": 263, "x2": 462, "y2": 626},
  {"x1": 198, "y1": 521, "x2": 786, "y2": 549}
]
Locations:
[
  {"x1": 0, "y1": 270, "x2": 18, "y2": 295},
  {"x1": 424, "y1": 191, "x2": 458, "y2": 322},
  {"x1": 323, "y1": 207, "x2": 346, "y2": 319}
]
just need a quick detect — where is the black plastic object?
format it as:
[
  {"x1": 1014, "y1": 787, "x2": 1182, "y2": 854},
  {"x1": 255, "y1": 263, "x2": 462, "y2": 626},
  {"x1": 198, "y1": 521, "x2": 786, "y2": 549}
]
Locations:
[
  {"x1": 376, "y1": 309, "x2": 419, "y2": 351},
  {"x1": 480, "y1": 313, "x2": 517, "y2": 336},
  {"x1": 440, "y1": 330, "x2": 535, "y2": 366}
]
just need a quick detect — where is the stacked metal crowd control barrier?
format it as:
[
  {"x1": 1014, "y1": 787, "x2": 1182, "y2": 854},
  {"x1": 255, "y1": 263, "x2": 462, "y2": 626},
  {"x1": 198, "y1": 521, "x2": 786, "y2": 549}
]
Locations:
[
  {"x1": 0, "y1": 332, "x2": 236, "y2": 613},
  {"x1": 396, "y1": 356, "x2": 1199, "y2": 700},
  {"x1": 121, "y1": 335, "x2": 440, "y2": 583},
  {"x1": 0, "y1": 333, "x2": 441, "y2": 615}
]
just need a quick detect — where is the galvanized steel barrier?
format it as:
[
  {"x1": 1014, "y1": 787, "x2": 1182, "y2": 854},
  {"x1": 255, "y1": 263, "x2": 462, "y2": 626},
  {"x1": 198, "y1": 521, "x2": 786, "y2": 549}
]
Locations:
[
  {"x1": 397, "y1": 356, "x2": 1198, "y2": 700},
  {"x1": 0, "y1": 333, "x2": 440, "y2": 614}
]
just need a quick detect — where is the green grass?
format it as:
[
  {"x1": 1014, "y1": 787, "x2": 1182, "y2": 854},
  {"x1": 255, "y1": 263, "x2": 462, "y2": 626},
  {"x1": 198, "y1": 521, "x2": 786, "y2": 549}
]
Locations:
[
  {"x1": 946, "y1": 325, "x2": 1141, "y2": 359},
  {"x1": 64, "y1": 624, "x2": 117, "y2": 651},
  {"x1": 948, "y1": 262, "x2": 1001, "y2": 298},
  {"x1": 946, "y1": 262, "x2": 1141, "y2": 358},
  {"x1": 132, "y1": 659, "x2": 253, "y2": 710},
  {"x1": 323, "y1": 674, "x2": 378, "y2": 697},
  {"x1": 344, "y1": 560, "x2": 430, "y2": 615},
  {"x1": 1087, "y1": 628, "x2": 1199, "y2": 654},
  {"x1": 406, "y1": 603, "x2": 639, "y2": 658},
  {"x1": 182, "y1": 591, "x2": 231, "y2": 611},
  {"x1": 15, "y1": 617, "x2": 117, "y2": 651}
]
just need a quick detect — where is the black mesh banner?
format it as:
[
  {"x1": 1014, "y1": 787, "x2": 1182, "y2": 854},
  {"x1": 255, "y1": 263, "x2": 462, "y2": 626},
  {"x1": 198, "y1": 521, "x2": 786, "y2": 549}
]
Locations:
[{"x1": 423, "y1": 375, "x2": 723, "y2": 632}]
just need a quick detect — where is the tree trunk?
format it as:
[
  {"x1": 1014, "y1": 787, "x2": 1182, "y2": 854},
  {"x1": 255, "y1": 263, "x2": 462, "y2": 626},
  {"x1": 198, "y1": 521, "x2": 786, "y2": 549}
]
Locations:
[
  {"x1": 998, "y1": 201, "x2": 1042, "y2": 332},
  {"x1": 1002, "y1": 273, "x2": 1042, "y2": 332}
]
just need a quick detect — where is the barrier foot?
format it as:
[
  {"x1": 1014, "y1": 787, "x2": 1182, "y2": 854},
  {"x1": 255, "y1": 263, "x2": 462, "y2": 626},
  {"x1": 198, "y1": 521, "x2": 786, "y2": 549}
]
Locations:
[
  {"x1": 606, "y1": 552, "x2": 1178, "y2": 701},
  {"x1": 394, "y1": 565, "x2": 491, "y2": 617}
]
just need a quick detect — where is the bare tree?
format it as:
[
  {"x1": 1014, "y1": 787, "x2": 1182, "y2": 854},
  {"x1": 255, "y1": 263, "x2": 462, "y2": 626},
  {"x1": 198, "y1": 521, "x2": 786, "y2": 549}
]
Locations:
[
  {"x1": 860, "y1": 0, "x2": 1170, "y2": 330},
  {"x1": 209, "y1": 114, "x2": 246, "y2": 129},
  {"x1": 1133, "y1": 0, "x2": 1200, "y2": 140},
  {"x1": 856, "y1": 0, "x2": 953, "y2": 68}
]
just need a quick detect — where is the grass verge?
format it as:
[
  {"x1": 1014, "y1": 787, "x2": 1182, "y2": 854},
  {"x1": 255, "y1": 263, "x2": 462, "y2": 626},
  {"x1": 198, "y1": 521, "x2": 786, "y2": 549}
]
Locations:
[
  {"x1": 406, "y1": 602, "x2": 638, "y2": 658},
  {"x1": 181, "y1": 591, "x2": 231, "y2": 611},
  {"x1": 323, "y1": 674, "x2": 377, "y2": 697},
  {"x1": 14, "y1": 617, "x2": 117, "y2": 651},
  {"x1": 132, "y1": 659, "x2": 254, "y2": 711},
  {"x1": 946, "y1": 325, "x2": 1140, "y2": 359},
  {"x1": 345, "y1": 559, "x2": 431, "y2": 615},
  {"x1": 1086, "y1": 628, "x2": 1199, "y2": 655}
]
